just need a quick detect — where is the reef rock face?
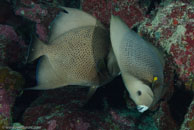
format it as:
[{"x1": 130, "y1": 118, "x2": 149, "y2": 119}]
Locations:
[
  {"x1": 23, "y1": 85, "x2": 161, "y2": 130},
  {"x1": 82, "y1": 0, "x2": 145, "y2": 28},
  {"x1": 138, "y1": 1, "x2": 194, "y2": 90},
  {"x1": 15, "y1": 0, "x2": 80, "y2": 42},
  {"x1": 0, "y1": 25, "x2": 27, "y2": 66},
  {"x1": 15, "y1": 0, "x2": 61, "y2": 42},
  {"x1": 22, "y1": 76, "x2": 179, "y2": 130},
  {"x1": 0, "y1": 66, "x2": 24, "y2": 130},
  {"x1": 180, "y1": 98, "x2": 194, "y2": 130}
]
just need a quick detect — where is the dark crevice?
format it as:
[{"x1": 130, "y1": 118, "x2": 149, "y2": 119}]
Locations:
[
  {"x1": 84, "y1": 76, "x2": 127, "y2": 110},
  {"x1": 138, "y1": 0, "x2": 162, "y2": 15},
  {"x1": 12, "y1": 60, "x2": 41, "y2": 122},
  {"x1": 168, "y1": 74, "x2": 194, "y2": 126}
]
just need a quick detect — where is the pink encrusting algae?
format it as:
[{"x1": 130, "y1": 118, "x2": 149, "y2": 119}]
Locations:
[
  {"x1": 0, "y1": 67, "x2": 24, "y2": 129},
  {"x1": 110, "y1": 109, "x2": 134, "y2": 128},
  {"x1": 70, "y1": 118, "x2": 90, "y2": 130},
  {"x1": 15, "y1": 3, "x2": 48, "y2": 41},
  {"x1": 138, "y1": 1, "x2": 194, "y2": 89},
  {"x1": 15, "y1": 4, "x2": 47, "y2": 23},
  {"x1": 15, "y1": 1, "x2": 62, "y2": 42},
  {"x1": 82, "y1": 0, "x2": 145, "y2": 28},
  {"x1": 22, "y1": 85, "x2": 159, "y2": 130},
  {"x1": 47, "y1": 120, "x2": 57, "y2": 130},
  {"x1": 153, "y1": 101, "x2": 178, "y2": 130},
  {"x1": 0, "y1": 25, "x2": 27, "y2": 65},
  {"x1": 180, "y1": 98, "x2": 194, "y2": 130},
  {"x1": 0, "y1": 25, "x2": 19, "y2": 42}
]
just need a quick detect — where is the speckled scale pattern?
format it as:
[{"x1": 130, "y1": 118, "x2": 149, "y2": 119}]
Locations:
[
  {"x1": 119, "y1": 31, "x2": 164, "y2": 84},
  {"x1": 45, "y1": 25, "x2": 110, "y2": 86}
]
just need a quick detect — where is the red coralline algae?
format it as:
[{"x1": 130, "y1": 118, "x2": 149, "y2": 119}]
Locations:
[
  {"x1": 82, "y1": 0, "x2": 145, "y2": 28},
  {"x1": 138, "y1": 1, "x2": 194, "y2": 88},
  {"x1": 36, "y1": 23, "x2": 48, "y2": 41},
  {"x1": 0, "y1": 25, "x2": 27, "y2": 65},
  {"x1": 15, "y1": 4, "x2": 47, "y2": 23},
  {"x1": 180, "y1": 98, "x2": 194, "y2": 130},
  {"x1": 47, "y1": 120, "x2": 57, "y2": 130},
  {"x1": 19, "y1": 0, "x2": 36, "y2": 6},
  {"x1": 15, "y1": 1, "x2": 61, "y2": 42},
  {"x1": 0, "y1": 67, "x2": 24, "y2": 129},
  {"x1": 70, "y1": 118, "x2": 90, "y2": 130},
  {"x1": 153, "y1": 102, "x2": 178, "y2": 130},
  {"x1": 0, "y1": 25, "x2": 19, "y2": 42},
  {"x1": 15, "y1": 3, "x2": 48, "y2": 41},
  {"x1": 23, "y1": 87, "x2": 112, "y2": 129},
  {"x1": 22, "y1": 85, "x2": 159, "y2": 130},
  {"x1": 110, "y1": 109, "x2": 133, "y2": 128},
  {"x1": 0, "y1": 89, "x2": 12, "y2": 118}
]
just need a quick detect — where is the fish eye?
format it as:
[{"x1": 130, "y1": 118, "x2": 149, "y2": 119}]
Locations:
[{"x1": 137, "y1": 90, "x2": 142, "y2": 96}]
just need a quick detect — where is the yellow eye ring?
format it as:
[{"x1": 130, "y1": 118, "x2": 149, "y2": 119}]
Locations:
[
  {"x1": 151, "y1": 76, "x2": 158, "y2": 89},
  {"x1": 153, "y1": 77, "x2": 158, "y2": 82}
]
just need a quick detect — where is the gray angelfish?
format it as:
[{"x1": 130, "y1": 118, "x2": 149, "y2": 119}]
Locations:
[
  {"x1": 110, "y1": 15, "x2": 166, "y2": 113},
  {"x1": 27, "y1": 7, "x2": 120, "y2": 100}
]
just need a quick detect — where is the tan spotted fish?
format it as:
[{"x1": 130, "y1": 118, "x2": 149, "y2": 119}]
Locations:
[
  {"x1": 27, "y1": 8, "x2": 120, "y2": 99},
  {"x1": 110, "y1": 15, "x2": 165, "y2": 113}
]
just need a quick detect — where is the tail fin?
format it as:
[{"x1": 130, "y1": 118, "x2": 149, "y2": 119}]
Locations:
[{"x1": 27, "y1": 38, "x2": 47, "y2": 62}]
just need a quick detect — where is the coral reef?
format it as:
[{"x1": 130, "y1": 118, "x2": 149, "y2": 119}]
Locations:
[
  {"x1": 15, "y1": 0, "x2": 80, "y2": 42},
  {"x1": 153, "y1": 101, "x2": 178, "y2": 130},
  {"x1": 82, "y1": 0, "x2": 145, "y2": 28},
  {"x1": 138, "y1": 1, "x2": 194, "y2": 90},
  {"x1": 180, "y1": 97, "x2": 194, "y2": 130},
  {"x1": 22, "y1": 85, "x2": 160, "y2": 130},
  {"x1": 15, "y1": 0, "x2": 61, "y2": 42},
  {"x1": 0, "y1": 66, "x2": 24, "y2": 130},
  {"x1": 0, "y1": 25, "x2": 27, "y2": 66},
  {"x1": 180, "y1": 98, "x2": 194, "y2": 130}
]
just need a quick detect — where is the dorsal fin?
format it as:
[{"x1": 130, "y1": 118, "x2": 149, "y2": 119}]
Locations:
[
  {"x1": 110, "y1": 15, "x2": 130, "y2": 58},
  {"x1": 49, "y1": 7, "x2": 104, "y2": 42}
]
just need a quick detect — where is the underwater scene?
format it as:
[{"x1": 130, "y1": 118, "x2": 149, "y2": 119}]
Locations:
[{"x1": 0, "y1": 0, "x2": 194, "y2": 130}]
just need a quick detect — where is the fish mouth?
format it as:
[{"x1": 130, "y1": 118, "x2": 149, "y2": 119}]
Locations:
[{"x1": 137, "y1": 105, "x2": 149, "y2": 113}]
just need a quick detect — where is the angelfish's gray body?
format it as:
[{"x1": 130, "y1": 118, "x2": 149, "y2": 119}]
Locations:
[
  {"x1": 28, "y1": 8, "x2": 120, "y2": 92},
  {"x1": 110, "y1": 15, "x2": 165, "y2": 112}
]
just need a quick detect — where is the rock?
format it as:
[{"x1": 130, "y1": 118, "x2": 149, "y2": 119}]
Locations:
[
  {"x1": 22, "y1": 84, "x2": 161, "y2": 130},
  {"x1": 152, "y1": 101, "x2": 178, "y2": 130},
  {"x1": 0, "y1": 25, "x2": 27, "y2": 66},
  {"x1": 0, "y1": 66, "x2": 24, "y2": 130},
  {"x1": 82, "y1": 0, "x2": 145, "y2": 28},
  {"x1": 138, "y1": 1, "x2": 194, "y2": 90},
  {"x1": 15, "y1": 2, "x2": 58, "y2": 42},
  {"x1": 180, "y1": 98, "x2": 194, "y2": 130},
  {"x1": 15, "y1": 0, "x2": 80, "y2": 42}
]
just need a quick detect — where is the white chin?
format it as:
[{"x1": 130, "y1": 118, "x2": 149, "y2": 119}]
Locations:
[{"x1": 137, "y1": 105, "x2": 149, "y2": 113}]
